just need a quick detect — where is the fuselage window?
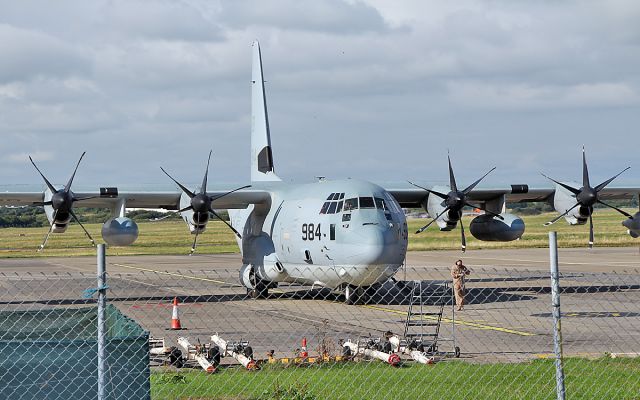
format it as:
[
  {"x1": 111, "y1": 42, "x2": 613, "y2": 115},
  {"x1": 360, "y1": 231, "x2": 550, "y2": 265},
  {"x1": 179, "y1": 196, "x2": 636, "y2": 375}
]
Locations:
[
  {"x1": 327, "y1": 202, "x2": 337, "y2": 214},
  {"x1": 344, "y1": 198, "x2": 358, "y2": 211},
  {"x1": 359, "y1": 197, "x2": 375, "y2": 208}
]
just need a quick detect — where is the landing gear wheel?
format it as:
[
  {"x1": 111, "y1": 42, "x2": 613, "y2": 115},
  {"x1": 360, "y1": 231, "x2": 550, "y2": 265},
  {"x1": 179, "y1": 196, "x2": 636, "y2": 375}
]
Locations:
[
  {"x1": 248, "y1": 269, "x2": 269, "y2": 299},
  {"x1": 344, "y1": 285, "x2": 367, "y2": 305},
  {"x1": 454, "y1": 346, "x2": 461, "y2": 358}
]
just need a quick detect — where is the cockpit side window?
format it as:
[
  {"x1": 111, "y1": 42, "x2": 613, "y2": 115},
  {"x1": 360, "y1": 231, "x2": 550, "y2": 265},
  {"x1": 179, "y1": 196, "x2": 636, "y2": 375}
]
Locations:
[
  {"x1": 383, "y1": 192, "x2": 402, "y2": 214},
  {"x1": 359, "y1": 197, "x2": 375, "y2": 208},
  {"x1": 375, "y1": 197, "x2": 386, "y2": 210},
  {"x1": 344, "y1": 198, "x2": 358, "y2": 211}
]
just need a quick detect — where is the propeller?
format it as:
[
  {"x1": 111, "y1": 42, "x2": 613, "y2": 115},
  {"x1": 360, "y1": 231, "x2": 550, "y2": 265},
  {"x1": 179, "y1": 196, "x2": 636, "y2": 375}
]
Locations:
[
  {"x1": 29, "y1": 152, "x2": 96, "y2": 251},
  {"x1": 541, "y1": 146, "x2": 632, "y2": 248},
  {"x1": 161, "y1": 150, "x2": 251, "y2": 255},
  {"x1": 409, "y1": 153, "x2": 498, "y2": 252}
]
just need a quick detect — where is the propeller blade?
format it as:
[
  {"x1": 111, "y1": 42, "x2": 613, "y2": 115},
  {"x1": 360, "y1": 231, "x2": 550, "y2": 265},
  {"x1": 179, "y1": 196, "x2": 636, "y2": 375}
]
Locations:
[
  {"x1": 462, "y1": 167, "x2": 496, "y2": 195},
  {"x1": 189, "y1": 226, "x2": 201, "y2": 255},
  {"x1": 416, "y1": 206, "x2": 451, "y2": 234},
  {"x1": 160, "y1": 167, "x2": 196, "y2": 198},
  {"x1": 463, "y1": 202, "x2": 504, "y2": 220},
  {"x1": 210, "y1": 209, "x2": 242, "y2": 239},
  {"x1": 32, "y1": 201, "x2": 53, "y2": 207},
  {"x1": 69, "y1": 209, "x2": 96, "y2": 247},
  {"x1": 177, "y1": 205, "x2": 193, "y2": 213},
  {"x1": 37, "y1": 209, "x2": 58, "y2": 252},
  {"x1": 540, "y1": 173, "x2": 581, "y2": 195},
  {"x1": 459, "y1": 211, "x2": 466, "y2": 253},
  {"x1": 597, "y1": 200, "x2": 634, "y2": 219},
  {"x1": 594, "y1": 167, "x2": 631, "y2": 192},
  {"x1": 407, "y1": 181, "x2": 448, "y2": 200},
  {"x1": 64, "y1": 152, "x2": 86, "y2": 193},
  {"x1": 210, "y1": 185, "x2": 252, "y2": 202},
  {"x1": 29, "y1": 156, "x2": 57, "y2": 194},
  {"x1": 582, "y1": 146, "x2": 590, "y2": 189},
  {"x1": 73, "y1": 195, "x2": 98, "y2": 202},
  {"x1": 544, "y1": 202, "x2": 581, "y2": 226},
  {"x1": 588, "y1": 210, "x2": 594, "y2": 249},
  {"x1": 200, "y1": 150, "x2": 212, "y2": 195},
  {"x1": 447, "y1": 152, "x2": 458, "y2": 193}
]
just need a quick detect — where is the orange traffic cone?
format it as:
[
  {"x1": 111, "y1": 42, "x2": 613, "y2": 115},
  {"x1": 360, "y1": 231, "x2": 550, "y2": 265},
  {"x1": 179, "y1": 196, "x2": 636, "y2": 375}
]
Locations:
[
  {"x1": 300, "y1": 337, "x2": 308, "y2": 358},
  {"x1": 170, "y1": 297, "x2": 183, "y2": 330}
]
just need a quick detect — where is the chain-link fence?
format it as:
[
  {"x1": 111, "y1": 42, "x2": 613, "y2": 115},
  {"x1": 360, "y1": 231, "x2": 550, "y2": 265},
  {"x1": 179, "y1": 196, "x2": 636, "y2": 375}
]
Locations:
[{"x1": 0, "y1": 261, "x2": 639, "y2": 399}]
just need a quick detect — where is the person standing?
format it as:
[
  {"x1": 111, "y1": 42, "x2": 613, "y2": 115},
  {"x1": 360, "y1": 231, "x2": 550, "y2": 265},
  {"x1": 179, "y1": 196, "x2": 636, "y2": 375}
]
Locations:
[{"x1": 451, "y1": 259, "x2": 470, "y2": 311}]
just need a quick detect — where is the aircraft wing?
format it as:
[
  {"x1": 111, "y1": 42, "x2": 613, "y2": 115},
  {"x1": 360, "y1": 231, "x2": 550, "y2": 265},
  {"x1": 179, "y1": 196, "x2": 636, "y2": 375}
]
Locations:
[
  {"x1": 385, "y1": 182, "x2": 640, "y2": 208},
  {"x1": 0, "y1": 187, "x2": 271, "y2": 210}
]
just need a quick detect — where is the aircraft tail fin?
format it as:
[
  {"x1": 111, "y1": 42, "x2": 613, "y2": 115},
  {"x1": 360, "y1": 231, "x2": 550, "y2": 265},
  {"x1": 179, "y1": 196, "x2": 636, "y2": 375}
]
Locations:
[{"x1": 251, "y1": 40, "x2": 280, "y2": 182}]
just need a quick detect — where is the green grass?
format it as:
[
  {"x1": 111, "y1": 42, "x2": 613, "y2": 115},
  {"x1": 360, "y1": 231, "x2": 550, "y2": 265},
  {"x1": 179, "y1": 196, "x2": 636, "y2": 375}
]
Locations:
[
  {"x1": 150, "y1": 358, "x2": 640, "y2": 400},
  {"x1": 0, "y1": 209, "x2": 637, "y2": 258}
]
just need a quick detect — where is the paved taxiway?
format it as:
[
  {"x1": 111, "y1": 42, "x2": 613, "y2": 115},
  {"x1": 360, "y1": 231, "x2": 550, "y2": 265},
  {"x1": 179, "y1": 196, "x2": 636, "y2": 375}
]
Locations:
[{"x1": 0, "y1": 248, "x2": 638, "y2": 363}]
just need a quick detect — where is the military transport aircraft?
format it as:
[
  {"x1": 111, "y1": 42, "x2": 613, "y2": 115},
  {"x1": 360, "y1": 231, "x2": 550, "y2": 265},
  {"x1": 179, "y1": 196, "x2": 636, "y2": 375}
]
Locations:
[{"x1": 1, "y1": 41, "x2": 639, "y2": 304}]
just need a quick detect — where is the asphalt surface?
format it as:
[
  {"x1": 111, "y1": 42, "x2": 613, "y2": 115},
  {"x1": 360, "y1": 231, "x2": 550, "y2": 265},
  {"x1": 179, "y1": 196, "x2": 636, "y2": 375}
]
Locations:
[{"x1": 0, "y1": 248, "x2": 639, "y2": 364}]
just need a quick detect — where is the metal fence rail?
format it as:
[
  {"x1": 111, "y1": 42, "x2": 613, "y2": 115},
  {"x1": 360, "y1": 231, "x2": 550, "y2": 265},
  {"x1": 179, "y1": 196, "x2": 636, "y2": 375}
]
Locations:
[{"x1": 0, "y1": 263, "x2": 639, "y2": 399}]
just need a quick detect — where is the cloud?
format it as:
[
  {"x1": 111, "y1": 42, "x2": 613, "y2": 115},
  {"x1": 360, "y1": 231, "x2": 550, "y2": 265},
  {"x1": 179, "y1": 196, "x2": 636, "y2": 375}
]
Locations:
[{"x1": 218, "y1": 0, "x2": 390, "y2": 34}]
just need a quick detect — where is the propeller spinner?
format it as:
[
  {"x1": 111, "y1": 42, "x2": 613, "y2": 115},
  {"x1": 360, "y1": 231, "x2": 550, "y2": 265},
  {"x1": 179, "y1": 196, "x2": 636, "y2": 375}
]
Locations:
[
  {"x1": 161, "y1": 150, "x2": 250, "y2": 255},
  {"x1": 541, "y1": 147, "x2": 632, "y2": 248},
  {"x1": 29, "y1": 152, "x2": 96, "y2": 251},
  {"x1": 409, "y1": 153, "x2": 500, "y2": 252}
]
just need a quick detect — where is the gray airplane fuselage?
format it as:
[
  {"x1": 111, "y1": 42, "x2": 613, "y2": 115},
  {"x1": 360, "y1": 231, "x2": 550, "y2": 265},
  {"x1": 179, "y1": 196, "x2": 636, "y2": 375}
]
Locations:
[{"x1": 230, "y1": 179, "x2": 408, "y2": 289}]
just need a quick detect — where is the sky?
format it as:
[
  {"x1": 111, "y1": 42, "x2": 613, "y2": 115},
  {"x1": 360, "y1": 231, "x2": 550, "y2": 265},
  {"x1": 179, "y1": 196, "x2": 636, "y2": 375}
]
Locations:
[{"x1": 1, "y1": 0, "x2": 639, "y2": 190}]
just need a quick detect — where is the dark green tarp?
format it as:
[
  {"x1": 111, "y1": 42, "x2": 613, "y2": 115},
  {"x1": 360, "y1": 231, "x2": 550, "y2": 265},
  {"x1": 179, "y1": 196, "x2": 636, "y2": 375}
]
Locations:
[{"x1": 0, "y1": 305, "x2": 150, "y2": 400}]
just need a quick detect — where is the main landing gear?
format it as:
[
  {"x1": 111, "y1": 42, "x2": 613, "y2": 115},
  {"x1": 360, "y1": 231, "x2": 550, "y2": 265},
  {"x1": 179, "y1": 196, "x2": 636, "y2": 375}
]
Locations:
[{"x1": 344, "y1": 285, "x2": 368, "y2": 305}]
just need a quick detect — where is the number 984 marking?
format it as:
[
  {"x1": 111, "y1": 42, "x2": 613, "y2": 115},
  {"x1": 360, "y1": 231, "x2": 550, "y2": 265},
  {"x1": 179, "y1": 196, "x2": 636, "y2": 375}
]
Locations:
[{"x1": 302, "y1": 223, "x2": 321, "y2": 241}]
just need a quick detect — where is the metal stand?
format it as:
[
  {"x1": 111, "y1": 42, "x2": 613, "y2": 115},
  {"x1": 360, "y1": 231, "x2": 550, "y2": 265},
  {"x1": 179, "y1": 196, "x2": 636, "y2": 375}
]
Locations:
[{"x1": 403, "y1": 280, "x2": 459, "y2": 357}]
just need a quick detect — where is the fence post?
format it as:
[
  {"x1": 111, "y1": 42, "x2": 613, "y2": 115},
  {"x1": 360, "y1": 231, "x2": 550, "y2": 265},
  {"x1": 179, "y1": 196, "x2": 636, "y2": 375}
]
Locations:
[
  {"x1": 549, "y1": 232, "x2": 566, "y2": 400},
  {"x1": 97, "y1": 244, "x2": 107, "y2": 400}
]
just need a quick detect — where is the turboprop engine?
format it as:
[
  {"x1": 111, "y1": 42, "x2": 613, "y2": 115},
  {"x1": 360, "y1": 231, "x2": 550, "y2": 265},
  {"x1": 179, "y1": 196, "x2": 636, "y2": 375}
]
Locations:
[
  {"x1": 469, "y1": 213, "x2": 525, "y2": 241},
  {"x1": 552, "y1": 183, "x2": 588, "y2": 225},
  {"x1": 623, "y1": 212, "x2": 640, "y2": 238}
]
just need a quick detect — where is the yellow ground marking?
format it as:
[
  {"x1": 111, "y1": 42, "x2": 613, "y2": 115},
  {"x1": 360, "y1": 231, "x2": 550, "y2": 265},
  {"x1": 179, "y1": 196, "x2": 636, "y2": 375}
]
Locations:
[
  {"x1": 361, "y1": 304, "x2": 535, "y2": 336},
  {"x1": 112, "y1": 263, "x2": 286, "y2": 294},
  {"x1": 112, "y1": 263, "x2": 233, "y2": 286}
]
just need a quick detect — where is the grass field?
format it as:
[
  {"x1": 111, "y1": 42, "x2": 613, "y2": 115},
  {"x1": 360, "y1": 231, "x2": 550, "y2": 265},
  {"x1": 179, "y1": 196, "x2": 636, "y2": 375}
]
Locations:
[
  {"x1": 150, "y1": 358, "x2": 640, "y2": 400},
  {"x1": 0, "y1": 209, "x2": 638, "y2": 258}
]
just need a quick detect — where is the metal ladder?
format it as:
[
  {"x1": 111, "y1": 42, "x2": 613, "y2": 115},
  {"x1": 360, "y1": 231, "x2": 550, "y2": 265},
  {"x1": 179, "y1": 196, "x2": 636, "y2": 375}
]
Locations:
[{"x1": 403, "y1": 280, "x2": 449, "y2": 354}]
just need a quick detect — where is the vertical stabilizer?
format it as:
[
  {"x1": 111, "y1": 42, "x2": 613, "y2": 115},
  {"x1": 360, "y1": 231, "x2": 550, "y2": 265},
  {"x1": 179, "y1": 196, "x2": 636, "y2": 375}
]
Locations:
[{"x1": 251, "y1": 40, "x2": 280, "y2": 182}]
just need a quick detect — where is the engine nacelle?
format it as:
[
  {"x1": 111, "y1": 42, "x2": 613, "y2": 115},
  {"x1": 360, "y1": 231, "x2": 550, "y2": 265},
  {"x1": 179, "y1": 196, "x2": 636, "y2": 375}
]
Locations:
[
  {"x1": 469, "y1": 213, "x2": 525, "y2": 242},
  {"x1": 553, "y1": 183, "x2": 588, "y2": 225},
  {"x1": 622, "y1": 213, "x2": 640, "y2": 238},
  {"x1": 425, "y1": 185, "x2": 457, "y2": 230},
  {"x1": 101, "y1": 217, "x2": 139, "y2": 246}
]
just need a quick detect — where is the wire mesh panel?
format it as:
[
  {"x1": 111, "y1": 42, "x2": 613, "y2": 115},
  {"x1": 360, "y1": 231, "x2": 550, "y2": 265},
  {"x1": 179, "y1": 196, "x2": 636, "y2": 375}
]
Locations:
[{"x1": 0, "y1": 266, "x2": 638, "y2": 399}]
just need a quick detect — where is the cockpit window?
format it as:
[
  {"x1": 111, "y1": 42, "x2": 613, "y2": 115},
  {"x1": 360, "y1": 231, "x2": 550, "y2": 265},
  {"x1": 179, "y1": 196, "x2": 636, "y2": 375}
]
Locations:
[
  {"x1": 320, "y1": 193, "x2": 346, "y2": 214},
  {"x1": 344, "y1": 198, "x2": 358, "y2": 211},
  {"x1": 359, "y1": 197, "x2": 375, "y2": 208},
  {"x1": 375, "y1": 197, "x2": 386, "y2": 210}
]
